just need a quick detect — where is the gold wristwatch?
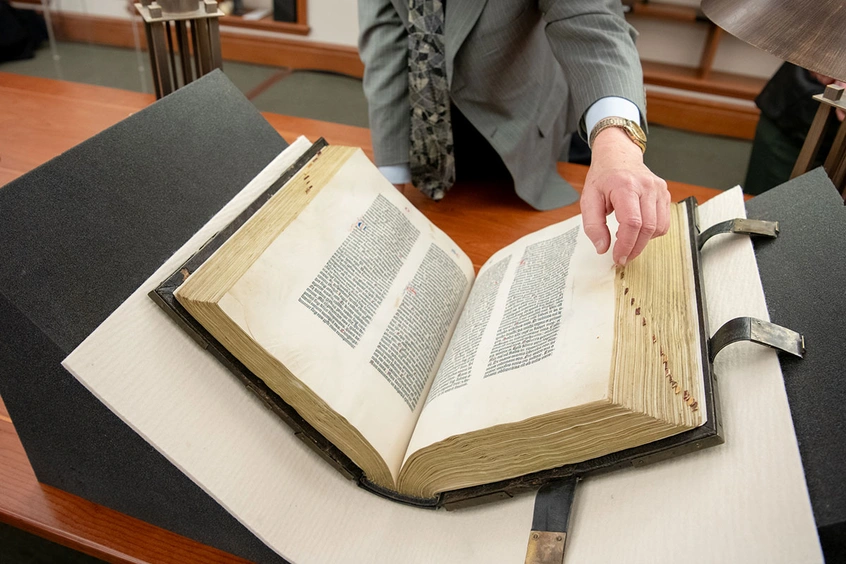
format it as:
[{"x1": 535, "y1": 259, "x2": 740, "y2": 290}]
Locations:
[{"x1": 589, "y1": 117, "x2": 647, "y2": 154}]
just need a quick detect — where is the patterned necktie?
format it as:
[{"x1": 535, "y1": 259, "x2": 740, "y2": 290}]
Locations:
[{"x1": 407, "y1": 0, "x2": 455, "y2": 200}]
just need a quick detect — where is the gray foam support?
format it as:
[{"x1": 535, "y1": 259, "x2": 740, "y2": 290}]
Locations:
[
  {"x1": 746, "y1": 168, "x2": 846, "y2": 561},
  {"x1": 0, "y1": 70, "x2": 288, "y2": 562}
]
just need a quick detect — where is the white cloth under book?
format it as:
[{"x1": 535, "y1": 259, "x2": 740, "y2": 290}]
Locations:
[{"x1": 63, "y1": 138, "x2": 822, "y2": 563}]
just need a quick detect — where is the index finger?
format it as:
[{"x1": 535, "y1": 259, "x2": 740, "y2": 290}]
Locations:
[{"x1": 609, "y1": 189, "x2": 642, "y2": 266}]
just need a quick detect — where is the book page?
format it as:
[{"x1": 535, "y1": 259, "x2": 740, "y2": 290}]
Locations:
[
  {"x1": 216, "y1": 150, "x2": 474, "y2": 481},
  {"x1": 406, "y1": 215, "x2": 618, "y2": 458}
]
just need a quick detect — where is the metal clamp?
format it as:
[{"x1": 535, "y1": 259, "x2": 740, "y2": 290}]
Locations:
[
  {"x1": 709, "y1": 317, "x2": 805, "y2": 363},
  {"x1": 698, "y1": 219, "x2": 779, "y2": 250},
  {"x1": 525, "y1": 531, "x2": 566, "y2": 564}
]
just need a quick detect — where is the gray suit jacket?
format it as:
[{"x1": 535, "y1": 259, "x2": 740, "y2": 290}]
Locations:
[{"x1": 358, "y1": 0, "x2": 646, "y2": 210}]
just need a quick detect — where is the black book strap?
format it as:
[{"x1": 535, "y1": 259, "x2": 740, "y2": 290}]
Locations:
[{"x1": 525, "y1": 476, "x2": 577, "y2": 564}]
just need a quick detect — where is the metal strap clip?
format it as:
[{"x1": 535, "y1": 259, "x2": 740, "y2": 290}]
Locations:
[
  {"x1": 709, "y1": 317, "x2": 805, "y2": 363},
  {"x1": 525, "y1": 531, "x2": 566, "y2": 564},
  {"x1": 699, "y1": 218, "x2": 779, "y2": 250}
]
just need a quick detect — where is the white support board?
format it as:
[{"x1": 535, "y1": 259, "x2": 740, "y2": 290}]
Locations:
[
  {"x1": 63, "y1": 142, "x2": 822, "y2": 563},
  {"x1": 564, "y1": 189, "x2": 822, "y2": 563}
]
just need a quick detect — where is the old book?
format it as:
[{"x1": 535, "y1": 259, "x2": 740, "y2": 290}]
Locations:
[{"x1": 173, "y1": 142, "x2": 708, "y2": 501}]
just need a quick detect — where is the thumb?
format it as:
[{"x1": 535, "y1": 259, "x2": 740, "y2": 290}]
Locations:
[{"x1": 581, "y1": 188, "x2": 611, "y2": 254}]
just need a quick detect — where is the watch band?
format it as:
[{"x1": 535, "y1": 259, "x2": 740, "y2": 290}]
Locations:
[{"x1": 589, "y1": 117, "x2": 647, "y2": 153}]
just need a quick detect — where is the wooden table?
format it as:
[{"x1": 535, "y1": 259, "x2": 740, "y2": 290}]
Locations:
[{"x1": 0, "y1": 72, "x2": 722, "y2": 563}]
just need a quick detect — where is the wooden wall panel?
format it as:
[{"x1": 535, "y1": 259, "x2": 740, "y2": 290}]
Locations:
[
  {"x1": 642, "y1": 60, "x2": 766, "y2": 100},
  {"x1": 647, "y1": 90, "x2": 759, "y2": 140},
  {"x1": 52, "y1": 12, "x2": 140, "y2": 49},
  {"x1": 220, "y1": 33, "x2": 363, "y2": 77}
]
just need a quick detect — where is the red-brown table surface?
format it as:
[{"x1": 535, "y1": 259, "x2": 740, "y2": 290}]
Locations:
[{"x1": 0, "y1": 72, "x2": 722, "y2": 563}]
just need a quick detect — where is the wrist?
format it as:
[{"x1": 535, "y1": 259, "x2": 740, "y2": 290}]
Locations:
[
  {"x1": 589, "y1": 117, "x2": 647, "y2": 154},
  {"x1": 591, "y1": 127, "x2": 645, "y2": 163}
]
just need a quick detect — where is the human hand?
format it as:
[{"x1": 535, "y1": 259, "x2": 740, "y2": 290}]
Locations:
[
  {"x1": 581, "y1": 127, "x2": 670, "y2": 266},
  {"x1": 810, "y1": 71, "x2": 836, "y2": 86}
]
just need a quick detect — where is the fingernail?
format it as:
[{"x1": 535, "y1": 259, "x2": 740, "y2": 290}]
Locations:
[
  {"x1": 593, "y1": 240, "x2": 603, "y2": 253},
  {"x1": 619, "y1": 255, "x2": 628, "y2": 266}
]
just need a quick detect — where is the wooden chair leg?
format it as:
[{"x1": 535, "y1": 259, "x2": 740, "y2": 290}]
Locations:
[
  {"x1": 791, "y1": 103, "x2": 833, "y2": 179},
  {"x1": 831, "y1": 150, "x2": 846, "y2": 197},
  {"x1": 823, "y1": 117, "x2": 846, "y2": 174}
]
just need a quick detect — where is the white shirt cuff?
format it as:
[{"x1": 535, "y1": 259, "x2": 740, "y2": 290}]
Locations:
[
  {"x1": 585, "y1": 97, "x2": 642, "y2": 146},
  {"x1": 379, "y1": 164, "x2": 412, "y2": 185}
]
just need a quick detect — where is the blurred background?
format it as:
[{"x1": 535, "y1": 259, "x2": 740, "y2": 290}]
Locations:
[{"x1": 1, "y1": 0, "x2": 782, "y2": 192}]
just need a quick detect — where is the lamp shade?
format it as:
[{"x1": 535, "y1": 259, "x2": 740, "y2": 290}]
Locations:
[{"x1": 701, "y1": 0, "x2": 846, "y2": 82}]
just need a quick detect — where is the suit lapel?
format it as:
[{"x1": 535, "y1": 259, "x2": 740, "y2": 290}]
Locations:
[{"x1": 444, "y1": 0, "x2": 488, "y2": 85}]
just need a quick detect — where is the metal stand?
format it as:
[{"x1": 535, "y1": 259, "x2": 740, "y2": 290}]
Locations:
[
  {"x1": 11, "y1": 0, "x2": 62, "y2": 79},
  {"x1": 135, "y1": 0, "x2": 224, "y2": 99},
  {"x1": 791, "y1": 83, "x2": 846, "y2": 199}
]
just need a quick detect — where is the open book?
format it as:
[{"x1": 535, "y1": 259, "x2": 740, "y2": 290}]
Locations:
[{"x1": 172, "y1": 141, "x2": 707, "y2": 501}]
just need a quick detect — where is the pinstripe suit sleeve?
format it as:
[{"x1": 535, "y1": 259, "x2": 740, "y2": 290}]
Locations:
[
  {"x1": 538, "y1": 0, "x2": 646, "y2": 136},
  {"x1": 358, "y1": 0, "x2": 410, "y2": 167}
]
